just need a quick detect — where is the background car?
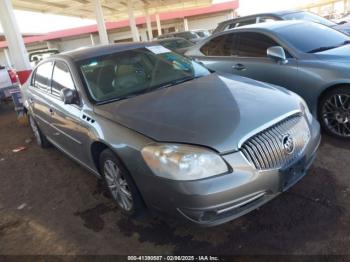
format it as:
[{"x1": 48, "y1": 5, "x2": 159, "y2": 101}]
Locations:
[
  {"x1": 156, "y1": 30, "x2": 207, "y2": 43},
  {"x1": 0, "y1": 64, "x2": 18, "y2": 102},
  {"x1": 153, "y1": 37, "x2": 194, "y2": 54},
  {"x1": 186, "y1": 21, "x2": 350, "y2": 139},
  {"x1": 29, "y1": 49, "x2": 59, "y2": 67},
  {"x1": 21, "y1": 43, "x2": 320, "y2": 226},
  {"x1": 213, "y1": 10, "x2": 350, "y2": 35},
  {"x1": 192, "y1": 29, "x2": 211, "y2": 38}
]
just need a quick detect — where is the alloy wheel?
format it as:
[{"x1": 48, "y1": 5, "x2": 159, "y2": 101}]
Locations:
[
  {"x1": 322, "y1": 94, "x2": 350, "y2": 137},
  {"x1": 103, "y1": 159, "x2": 133, "y2": 211}
]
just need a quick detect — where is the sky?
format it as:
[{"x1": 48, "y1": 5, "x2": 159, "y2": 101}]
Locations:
[{"x1": 0, "y1": 0, "x2": 315, "y2": 34}]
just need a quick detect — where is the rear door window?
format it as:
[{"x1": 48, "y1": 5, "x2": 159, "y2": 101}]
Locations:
[
  {"x1": 200, "y1": 34, "x2": 236, "y2": 56},
  {"x1": 236, "y1": 32, "x2": 278, "y2": 57},
  {"x1": 33, "y1": 62, "x2": 54, "y2": 92}
]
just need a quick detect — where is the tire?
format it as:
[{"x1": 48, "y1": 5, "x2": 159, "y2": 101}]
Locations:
[
  {"x1": 318, "y1": 86, "x2": 350, "y2": 139},
  {"x1": 99, "y1": 149, "x2": 145, "y2": 216},
  {"x1": 28, "y1": 114, "x2": 51, "y2": 148}
]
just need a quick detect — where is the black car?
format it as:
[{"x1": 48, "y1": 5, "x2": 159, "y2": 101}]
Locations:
[
  {"x1": 156, "y1": 31, "x2": 206, "y2": 44},
  {"x1": 153, "y1": 37, "x2": 194, "y2": 54},
  {"x1": 213, "y1": 10, "x2": 350, "y2": 35}
]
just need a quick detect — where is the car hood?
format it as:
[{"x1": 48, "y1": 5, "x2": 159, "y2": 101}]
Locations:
[
  {"x1": 314, "y1": 44, "x2": 350, "y2": 62},
  {"x1": 94, "y1": 73, "x2": 301, "y2": 153}
]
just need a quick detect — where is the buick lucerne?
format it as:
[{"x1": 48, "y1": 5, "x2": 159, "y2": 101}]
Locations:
[{"x1": 22, "y1": 43, "x2": 321, "y2": 226}]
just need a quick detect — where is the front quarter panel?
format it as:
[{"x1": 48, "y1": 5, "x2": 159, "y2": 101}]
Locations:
[{"x1": 294, "y1": 60, "x2": 350, "y2": 114}]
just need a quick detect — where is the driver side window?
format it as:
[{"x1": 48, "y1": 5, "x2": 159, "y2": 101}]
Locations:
[{"x1": 235, "y1": 32, "x2": 282, "y2": 58}]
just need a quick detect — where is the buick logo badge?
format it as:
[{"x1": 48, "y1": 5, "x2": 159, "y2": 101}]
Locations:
[{"x1": 282, "y1": 134, "x2": 295, "y2": 155}]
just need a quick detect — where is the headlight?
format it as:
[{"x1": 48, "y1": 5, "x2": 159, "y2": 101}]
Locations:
[
  {"x1": 141, "y1": 144, "x2": 228, "y2": 181},
  {"x1": 300, "y1": 98, "x2": 313, "y2": 123}
]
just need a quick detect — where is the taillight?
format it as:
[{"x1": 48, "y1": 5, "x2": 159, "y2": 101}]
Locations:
[{"x1": 7, "y1": 69, "x2": 18, "y2": 84}]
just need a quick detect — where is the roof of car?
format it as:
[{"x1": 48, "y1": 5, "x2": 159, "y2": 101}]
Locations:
[
  {"x1": 154, "y1": 37, "x2": 189, "y2": 42},
  {"x1": 55, "y1": 42, "x2": 156, "y2": 61},
  {"x1": 228, "y1": 20, "x2": 307, "y2": 31},
  {"x1": 218, "y1": 10, "x2": 300, "y2": 25}
]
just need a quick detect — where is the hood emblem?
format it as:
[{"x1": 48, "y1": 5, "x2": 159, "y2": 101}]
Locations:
[{"x1": 282, "y1": 134, "x2": 295, "y2": 155}]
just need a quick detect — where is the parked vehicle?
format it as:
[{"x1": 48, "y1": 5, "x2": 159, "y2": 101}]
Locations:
[
  {"x1": 186, "y1": 21, "x2": 350, "y2": 139},
  {"x1": 153, "y1": 37, "x2": 194, "y2": 54},
  {"x1": 192, "y1": 29, "x2": 211, "y2": 38},
  {"x1": 0, "y1": 65, "x2": 18, "y2": 101},
  {"x1": 156, "y1": 31, "x2": 207, "y2": 43},
  {"x1": 29, "y1": 49, "x2": 59, "y2": 67},
  {"x1": 22, "y1": 43, "x2": 320, "y2": 226},
  {"x1": 212, "y1": 10, "x2": 350, "y2": 35}
]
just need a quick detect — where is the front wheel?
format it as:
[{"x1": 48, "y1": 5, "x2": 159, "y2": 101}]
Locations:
[
  {"x1": 99, "y1": 149, "x2": 144, "y2": 216},
  {"x1": 318, "y1": 87, "x2": 350, "y2": 139}
]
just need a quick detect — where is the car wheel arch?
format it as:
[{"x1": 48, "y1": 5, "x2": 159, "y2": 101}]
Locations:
[
  {"x1": 318, "y1": 83, "x2": 350, "y2": 109},
  {"x1": 90, "y1": 140, "x2": 148, "y2": 209}
]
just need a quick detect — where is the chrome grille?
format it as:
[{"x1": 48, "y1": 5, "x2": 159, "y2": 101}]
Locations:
[{"x1": 241, "y1": 114, "x2": 311, "y2": 170}]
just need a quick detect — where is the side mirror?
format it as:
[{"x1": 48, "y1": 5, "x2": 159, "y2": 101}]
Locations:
[
  {"x1": 267, "y1": 46, "x2": 288, "y2": 64},
  {"x1": 60, "y1": 88, "x2": 77, "y2": 105}
]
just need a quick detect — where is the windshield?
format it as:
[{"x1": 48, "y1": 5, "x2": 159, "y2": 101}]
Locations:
[
  {"x1": 282, "y1": 11, "x2": 337, "y2": 27},
  {"x1": 277, "y1": 22, "x2": 350, "y2": 53},
  {"x1": 160, "y1": 38, "x2": 194, "y2": 49},
  {"x1": 77, "y1": 46, "x2": 210, "y2": 103}
]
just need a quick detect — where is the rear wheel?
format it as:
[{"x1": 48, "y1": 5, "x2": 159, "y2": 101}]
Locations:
[
  {"x1": 99, "y1": 149, "x2": 144, "y2": 216},
  {"x1": 318, "y1": 87, "x2": 350, "y2": 139},
  {"x1": 28, "y1": 114, "x2": 51, "y2": 148}
]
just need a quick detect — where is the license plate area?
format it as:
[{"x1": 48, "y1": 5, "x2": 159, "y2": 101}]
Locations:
[{"x1": 281, "y1": 157, "x2": 307, "y2": 191}]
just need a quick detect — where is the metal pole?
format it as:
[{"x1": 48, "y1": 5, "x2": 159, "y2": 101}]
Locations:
[
  {"x1": 0, "y1": 0, "x2": 32, "y2": 84},
  {"x1": 93, "y1": 0, "x2": 109, "y2": 45},
  {"x1": 145, "y1": 9, "x2": 153, "y2": 41},
  {"x1": 127, "y1": 0, "x2": 140, "y2": 42},
  {"x1": 183, "y1": 18, "x2": 189, "y2": 31},
  {"x1": 156, "y1": 13, "x2": 162, "y2": 36}
]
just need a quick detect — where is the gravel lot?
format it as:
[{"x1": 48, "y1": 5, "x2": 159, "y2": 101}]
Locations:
[{"x1": 0, "y1": 102, "x2": 349, "y2": 255}]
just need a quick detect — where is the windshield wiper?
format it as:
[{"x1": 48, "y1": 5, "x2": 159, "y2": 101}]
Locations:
[
  {"x1": 171, "y1": 75, "x2": 195, "y2": 85},
  {"x1": 308, "y1": 40, "x2": 350, "y2": 53},
  {"x1": 307, "y1": 46, "x2": 339, "y2": 53}
]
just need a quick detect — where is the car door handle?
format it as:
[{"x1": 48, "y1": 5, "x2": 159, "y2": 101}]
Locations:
[{"x1": 233, "y1": 64, "x2": 247, "y2": 71}]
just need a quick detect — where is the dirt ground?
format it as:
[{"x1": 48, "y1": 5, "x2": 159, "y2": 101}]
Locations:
[{"x1": 0, "y1": 101, "x2": 350, "y2": 256}]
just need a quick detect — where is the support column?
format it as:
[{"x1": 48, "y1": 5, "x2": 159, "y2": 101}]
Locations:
[
  {"x1": 93, "y1": 0, "x2": 109, "y2": 45},
  {"x1": 127, "y1": 0, "x2": 140, "y2": 42},
  {"x1": 156, "y1": 13, "x2": 162, "y2": 36},
  {"x1": 183, "y1": 18, "x2": 189, "y2": 31},
  {"x1": 0, "y1": 0, "x2": 31, "y2": 84},
  {"x1": 90, "y1": 34, "x2": 96, "y2": 46},
  {"x1": 145, "y1": 9, "x2": 153, "y2": 41},
  {"x1": 344, "y1": 0, "x2": 350, "y2": 13}
]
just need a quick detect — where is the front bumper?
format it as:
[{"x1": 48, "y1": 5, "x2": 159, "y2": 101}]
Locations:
[{"x1": 143, "y1": 118, "x2": 321, "y2": 227}]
